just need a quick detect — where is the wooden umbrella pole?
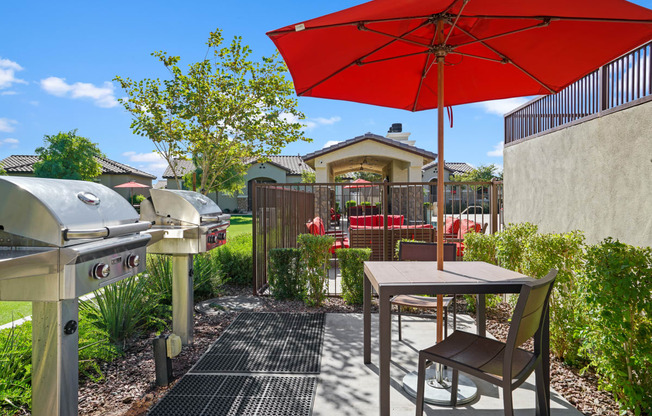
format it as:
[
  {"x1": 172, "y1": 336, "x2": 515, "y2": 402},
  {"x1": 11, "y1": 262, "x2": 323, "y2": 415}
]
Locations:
[{"x1": 436, "y1": 53, "x2": 445, "y2": 344}]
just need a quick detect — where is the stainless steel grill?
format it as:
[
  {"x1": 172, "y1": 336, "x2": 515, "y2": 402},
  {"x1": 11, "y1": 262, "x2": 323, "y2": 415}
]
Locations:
[
  {"x1": 0, "y1": 176, "x2": 152, "y2": 416},
  {"x1": 140, "y1": 189, "x2": 230, "y2": 344}
]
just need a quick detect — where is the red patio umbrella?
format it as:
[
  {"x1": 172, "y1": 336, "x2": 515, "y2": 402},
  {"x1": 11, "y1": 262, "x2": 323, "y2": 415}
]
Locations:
[
  {"x1": 268, "y1": 0, "x2": 651, "y2": 404},
  {"x1": 114, "y1": 180, "x2": 150, "y2": 204}
]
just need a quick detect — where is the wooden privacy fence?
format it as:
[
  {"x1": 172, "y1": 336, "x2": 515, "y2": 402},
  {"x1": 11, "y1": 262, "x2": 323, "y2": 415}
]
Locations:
[
  {"x1": 252, "y1": 180, "x2": 503, "y2": 296},
  {"x1": 505, "y1": 41, "x2": 652, "y2": 144}
]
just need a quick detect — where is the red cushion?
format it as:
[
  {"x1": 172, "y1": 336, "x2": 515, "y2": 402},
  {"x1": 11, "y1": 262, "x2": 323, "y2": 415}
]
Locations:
[
  {"x1": 306, "y1": 217, "x2": 326, "y2": 235},
  {"x1": 349, "y1": 215, "x2": 374, "y2": 227},
  {"x1": 444, "y1": 217, "x2": 460, "y2": 235},
  {"x1": 456, "y1": 220, "x2": 482, "y2": 256},
  {"x1": 377, "y1": 215, "x2": 404, "y2": 227},
  {"x1": 331, "y1": 238, "x2": 350, "y2": 254}
]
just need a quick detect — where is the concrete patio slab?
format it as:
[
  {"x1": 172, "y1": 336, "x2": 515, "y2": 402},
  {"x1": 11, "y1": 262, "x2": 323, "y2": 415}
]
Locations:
[{"x1": 314, "y1": 313, "x2": 581, "y2": 416}]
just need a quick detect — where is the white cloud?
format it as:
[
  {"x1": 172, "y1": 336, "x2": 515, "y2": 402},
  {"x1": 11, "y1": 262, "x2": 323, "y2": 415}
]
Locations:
[
  {"x1": 281, "y1": 113, "x2": 342, "y2": 131},
  {"x1": 0, "y1": 138, "x2": 19, "y2": 149},
  {"x1": 0, "y1": 118, "x2": 18, "y2": 133},
  {"x1": 487, "y1": 141, "x2": 503, "y2": 157},
  {"x1": 323, "y1": 140, "x2": 341, "y2": 148},
  {"x1": 122, "y1": 151, "x2": 169, "y2": 179},
  {"x1": 1, "y1": 91, "x2": 17, "y2": 96},
  {"x1": 476, "y1": 97, "x2": 530, "y2": 116},
  {"x1": 0, "y1": 57, "x2": 27, "y2": 90},
  {"x1": 40, "y1": 76, "x2": 118, "y2": 108}
]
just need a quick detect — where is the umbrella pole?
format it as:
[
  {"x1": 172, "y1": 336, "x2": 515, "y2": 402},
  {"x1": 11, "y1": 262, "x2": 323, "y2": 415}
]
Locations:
[{"x1": 436, "y1": 55, "x2": 445, "y2": 347}]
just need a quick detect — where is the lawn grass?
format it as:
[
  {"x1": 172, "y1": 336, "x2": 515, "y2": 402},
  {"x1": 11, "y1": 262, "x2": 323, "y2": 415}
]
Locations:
[
  {"x1": 0, "y1": 301, "x2": 32, "y2": 325},
  {"x1": 228, "y1": 215, "x2": 252, "y2": 237}
]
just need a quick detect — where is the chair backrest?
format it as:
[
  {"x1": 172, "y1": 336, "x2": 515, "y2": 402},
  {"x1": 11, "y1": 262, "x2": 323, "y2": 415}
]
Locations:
[
  {"x1": 398, "y1": 242, "x2": 456, "y2": 262},
  {"x1": 306, "y1": 217, "x2": 325, "y2": 236},
  {"x1": 505, "y1": 269, "x2": 557, "y2": 367}
]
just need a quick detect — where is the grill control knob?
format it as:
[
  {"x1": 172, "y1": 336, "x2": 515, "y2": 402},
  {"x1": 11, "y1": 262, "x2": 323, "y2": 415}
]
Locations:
[
  {"x1": 126, "y1": 254, "x2": 140, "y2": 269},
  {"x1": 93, "y1": 263, "x2": 110, "y2": 279}
]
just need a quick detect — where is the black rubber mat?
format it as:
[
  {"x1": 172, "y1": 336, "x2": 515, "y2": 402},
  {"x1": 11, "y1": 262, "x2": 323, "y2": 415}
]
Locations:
[
  {"x1": 192, "y1": 312, "x2": 324, "y2": 374},
  {"x1": 148, "y1": 375, "x2": 317, "y2": 416}
]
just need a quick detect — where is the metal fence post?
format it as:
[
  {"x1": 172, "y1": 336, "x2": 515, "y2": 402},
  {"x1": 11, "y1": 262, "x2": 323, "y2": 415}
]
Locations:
[
  {"x1": 251, "y1": 180, "x2": 257, "y2": 295},
  {"x1": 382, "y1": 180, "x2": 389, "y2": 261},
  {"x1": 490, "y1": 179, "x2": 498, "y2": 234}
]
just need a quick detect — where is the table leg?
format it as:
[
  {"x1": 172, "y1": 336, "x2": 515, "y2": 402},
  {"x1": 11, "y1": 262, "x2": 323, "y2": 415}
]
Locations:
[
  {"x1": 476, "y1": 294, "x2": 486, "y2": 337},
  {"x1": 379, "y1": 290, "x2": 391, "y2": 416},
  {"x1": 364, "y1": 271, "x2": 371, "y2": 364}
]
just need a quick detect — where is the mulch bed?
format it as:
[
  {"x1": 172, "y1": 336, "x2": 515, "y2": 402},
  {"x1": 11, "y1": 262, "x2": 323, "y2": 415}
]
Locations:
[{"x1": 76, "y1": 290, "x2": 623, "y2": 416}]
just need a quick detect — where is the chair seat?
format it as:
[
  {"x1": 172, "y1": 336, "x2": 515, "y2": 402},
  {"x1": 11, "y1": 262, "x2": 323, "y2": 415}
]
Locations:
[
  {"x1": 420, "y1": 330, "x2": 534, "y2": 382},
  {"x1": 391, "y1": 294, "x2": 452, "y2": 309}
]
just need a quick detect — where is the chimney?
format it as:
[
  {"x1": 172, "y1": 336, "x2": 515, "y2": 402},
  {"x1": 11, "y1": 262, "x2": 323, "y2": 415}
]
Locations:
[{"x1": 386, "y1": 123, "x2": 415, "y2": 146}]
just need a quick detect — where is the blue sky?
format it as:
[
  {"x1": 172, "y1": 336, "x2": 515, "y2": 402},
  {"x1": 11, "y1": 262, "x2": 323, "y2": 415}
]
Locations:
[{"x1": 1, "y1": 0, "x2": 650, "y2": 180}]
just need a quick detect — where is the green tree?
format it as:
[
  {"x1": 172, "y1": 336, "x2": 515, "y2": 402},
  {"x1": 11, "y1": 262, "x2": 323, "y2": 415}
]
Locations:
[
  {"x1": 301, "y1": 170, "x2": 316, "y2": 183},
  {"x1": 0, "y1": 165, "x2": 6, "y2": 175},
  {"x1": 33, "y1": 130, "x2": 104, "y2": 181},
  {"x1": 115, "y1": 28, "x2": 309, "y2": 194},
  {"x1": 182, "y1": 156, "x2": 245, "y2": 196},
  {"x1": 450, "y1": 164, "x2": 502, "y2": 182},
  {"x1": 353, "y1": 171, "x2": 383, "y2": 182}
]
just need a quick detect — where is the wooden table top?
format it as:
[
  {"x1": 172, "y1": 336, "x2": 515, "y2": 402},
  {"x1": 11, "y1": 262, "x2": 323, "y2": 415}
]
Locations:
[{"x1": 364, "y1": 261, "x2": 533, "y2": 293}]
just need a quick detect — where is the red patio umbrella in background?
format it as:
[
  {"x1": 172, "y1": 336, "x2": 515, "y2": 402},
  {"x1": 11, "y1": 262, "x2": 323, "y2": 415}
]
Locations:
[
  {"x1": 268, "y1": 0, "x2": 652, "y2": 331},
  {"x1": 343, "y1": 178, "x2": 373, "y2": 188},
  {"x1": 268, "y1": 0, "x2": 651, "y2": 409},
  {"x1": 114, "y1": 180, "x2": 150, "y2": 205}
]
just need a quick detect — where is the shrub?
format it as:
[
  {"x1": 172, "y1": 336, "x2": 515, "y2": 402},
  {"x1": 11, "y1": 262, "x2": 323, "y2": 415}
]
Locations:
[
  {"x1": 297, "y1": 233, "x2": 334, "y2": 307},
  {"x1": 193, "y1": 252, "x2": 220, "y2": 299},
  {"x1": 268, "y1": 248, "x2": 304, "y2": 300},
  {"x1": 80, "y1": 275, "x2": 155, "y2": 346},
  {"x1": 463, "y1": 232, "x2": 497, "y2": 265},
  {"x1": 522, "y1": 231, "x2": 585, "y2": 363},
  {"x1": 579, "y1": 239, "x2": 652, "y2": 414},
  {"x1": 338, "y1": 248, "x2": 371, "y2": 305},
  {"x1": 212, "y1": 233, "x2": 253, "y2": 286},
  {"x1": 345, "y1": 200, "x2": 357, "y2": 209},
  {"x1": 495, "y1": 222, "x2": 538, "y2": 272},
  {"x1": 129, "y1": 194, "x2": 146, "y2": 205}
]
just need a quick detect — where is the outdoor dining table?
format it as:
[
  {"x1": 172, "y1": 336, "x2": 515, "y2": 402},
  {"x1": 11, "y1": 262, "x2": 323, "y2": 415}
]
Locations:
[{"x1": 363, "y1": 260, "x2": 550, "y2": 416}]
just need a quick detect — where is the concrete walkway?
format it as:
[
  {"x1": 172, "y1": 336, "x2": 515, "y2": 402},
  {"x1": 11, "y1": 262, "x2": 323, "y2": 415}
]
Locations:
[{"x1": 314, "y1": 313, "x2": 582, "y2": 416}]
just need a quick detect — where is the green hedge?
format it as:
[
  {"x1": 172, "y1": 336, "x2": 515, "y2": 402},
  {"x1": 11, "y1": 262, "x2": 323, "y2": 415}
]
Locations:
[
  {"x1": 212, "y1": 233, "x2": 253, "y2": 286},
  {"x1": 297, "y1": 234, "x2": 334, "y2": 306},
  {"x1": 579, "y1": 239, "x2": 652, "y2": 414},
  {"x1": 337, "y1": 248, "x2": 371, "y2": 305},
  {"x1": 268, "y1": 248, "x2": 304, "y2": 300}
]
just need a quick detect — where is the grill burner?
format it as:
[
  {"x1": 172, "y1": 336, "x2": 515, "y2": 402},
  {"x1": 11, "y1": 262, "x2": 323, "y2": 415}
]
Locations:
[
  {"x1": 0, "y1": 176, "x2": 152, "y2": 416},
  {"x1": 140, "y1": 189, "x2": 230, "y2": 344}
]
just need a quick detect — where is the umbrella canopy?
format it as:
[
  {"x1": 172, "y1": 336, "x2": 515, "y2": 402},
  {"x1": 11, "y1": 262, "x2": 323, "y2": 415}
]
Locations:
[
  {"x1": 268, "y1": 0, "x2": 652, "y2": 111},
  {"x1": 114, "y1": 180, "x2": 151, "y2": 189},
  {"x1": 343, "y1": 178, "x2": 373, "y2": 188}
]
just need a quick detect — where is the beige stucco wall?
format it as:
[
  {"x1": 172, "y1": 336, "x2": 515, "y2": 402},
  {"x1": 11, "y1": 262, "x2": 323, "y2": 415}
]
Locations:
[{"x1": 504, "y1": 101, "x2": 652, "y2": 247}]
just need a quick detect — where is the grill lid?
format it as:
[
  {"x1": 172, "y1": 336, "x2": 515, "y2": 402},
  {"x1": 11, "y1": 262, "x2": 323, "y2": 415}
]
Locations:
[
  {"x1": 149, "y1": 189, "x2": 223, "y2": 225},
  {"x1": 0, "y1": 176, "x2": 146, "y2": 247}
]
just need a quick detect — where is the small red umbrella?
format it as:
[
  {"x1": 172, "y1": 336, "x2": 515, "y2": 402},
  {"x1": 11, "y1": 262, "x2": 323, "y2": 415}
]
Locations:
[
  {"x1": 343, "y1": 178, "x2": 373, "y2": 188},
  {"x1": 114, "y1": 181, "x2": 150, "y2": 204}
]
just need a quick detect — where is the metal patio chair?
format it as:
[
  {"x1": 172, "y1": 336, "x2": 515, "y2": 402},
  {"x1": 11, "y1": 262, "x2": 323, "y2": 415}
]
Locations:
[
  {"x1": 391, "y1": 242, "x2": 457, "y2": 340},
  {"x1": 415, "y1": 269, "x2": 558, "y2": 416}
]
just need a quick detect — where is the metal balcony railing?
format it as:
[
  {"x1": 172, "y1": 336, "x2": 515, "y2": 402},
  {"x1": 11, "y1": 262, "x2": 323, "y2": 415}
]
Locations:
[{"x1": 505, "y1": 41, "x2": 651, "y2": 144}]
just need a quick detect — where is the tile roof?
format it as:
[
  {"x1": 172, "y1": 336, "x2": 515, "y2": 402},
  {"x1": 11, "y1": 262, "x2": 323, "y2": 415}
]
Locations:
[
  {"x1": 302, "y1": 133, "x2": 437, "y2": 162},
  {"x1": 162, "y1": 156, "x2": 313, "y2": 178},
  {"x1": 0, "y1": 155, "x2": 156, "y2": 179},
  {"x1": 422, "y1": 160, "x2": 475, "y2": 174}
]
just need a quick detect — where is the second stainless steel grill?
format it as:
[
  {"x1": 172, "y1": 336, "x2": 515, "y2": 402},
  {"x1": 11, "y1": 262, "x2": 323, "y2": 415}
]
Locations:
[{"x1": 140, "y1": 189, "x2": 230, "y2": 344}]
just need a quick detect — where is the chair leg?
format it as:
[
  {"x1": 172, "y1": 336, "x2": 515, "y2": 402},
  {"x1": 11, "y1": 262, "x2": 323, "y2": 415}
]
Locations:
[
  {"x1": 397, "y1": 306, "x2": 402, "y2": 341},
  {"x1": 451, "y1": 369, "x2": 459, "y2": 407},
  {"x1": 453, "y1": 295, "x2": 457, "y2": 331},
  {"x1": 503, "y1": 383, "x2": 514, "y2": 416},
  {"x1": 535, "y1": 359, "x2": 549, "y2": 416},
  {"x1": 444, "y1": 307, "x2": 448, "y2": 339},
  {"x1": 416, "y1": 355, "x2": 427, "y2": 415}
]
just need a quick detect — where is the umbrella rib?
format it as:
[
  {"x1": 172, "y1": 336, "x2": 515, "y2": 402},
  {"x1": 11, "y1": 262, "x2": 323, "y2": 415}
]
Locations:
[
  {"x1": 448, "y1": 51, "x2": 507, "y2": 63},
  {"x1": 454, "y1": 20, "x2": 550, "y2": 48},
  {"x1": 359, "y1": 51, "x2": 430, "y2": 65},
  {"x1": 457, "y1": 15, "x2": 652, "y2": 24},
  {"x1": 296, "y1": 20, "x2": 431, "y2": 96},
  {"x1": 362, "y1": 26, "x2": 432, "y2": 49},
  {"x1": 444, "y1": 0, "x2": 469, "y2": 45},
  {"x1": 453, "y1": 25, "x2": 556, "y2": 93},
  {"x1": 412, "y1": 26, "x2": 441, "y2": 112}
]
